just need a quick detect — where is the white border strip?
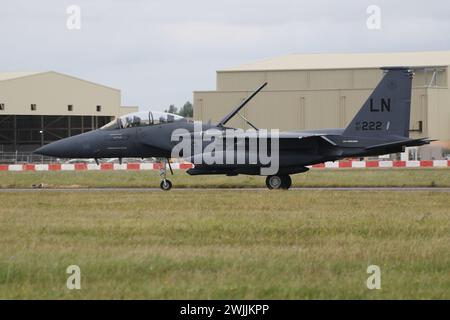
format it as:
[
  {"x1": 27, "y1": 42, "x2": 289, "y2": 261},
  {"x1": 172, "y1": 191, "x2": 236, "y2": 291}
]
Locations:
[{"x1": 1, "y1": 161, "x2": 448, "y2": 171}]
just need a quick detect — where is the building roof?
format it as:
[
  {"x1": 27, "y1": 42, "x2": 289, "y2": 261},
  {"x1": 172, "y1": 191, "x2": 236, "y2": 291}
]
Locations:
[
  {"x1": 0, "y1": 72, "x2": 41, "y2": 81},
  {"x1": 221, "y1": 51, "x2": 450, "y2": 72},
  {"x1": 0, "y1": 71, "x2": 119, "y2": 91}
]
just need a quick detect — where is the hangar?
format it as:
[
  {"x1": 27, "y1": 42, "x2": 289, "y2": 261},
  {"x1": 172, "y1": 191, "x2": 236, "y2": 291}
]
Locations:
[
  {"x1": 0, "y1": 71, "x2": 137, "y2": 162},
  {"x1": 194, "y1": 51, "x2": 450, "y2": 160}
]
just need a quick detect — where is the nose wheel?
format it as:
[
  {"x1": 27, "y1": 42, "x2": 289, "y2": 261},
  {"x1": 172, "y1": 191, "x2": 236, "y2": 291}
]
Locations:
[
  {"x1": 158, "y1": 158, "x2": 174, "y2": 191},
  {"x1": 160, "y1": 179, "x2": 172, "y2": 191},
  {"x1": 266, "y1": 175, "x2": 292, "y2": 190}
]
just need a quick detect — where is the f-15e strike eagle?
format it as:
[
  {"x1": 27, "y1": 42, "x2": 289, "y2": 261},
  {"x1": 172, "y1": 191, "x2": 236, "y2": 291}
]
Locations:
[{"x1": 35, "y1": 68, "x2": 431, "y2": 190}]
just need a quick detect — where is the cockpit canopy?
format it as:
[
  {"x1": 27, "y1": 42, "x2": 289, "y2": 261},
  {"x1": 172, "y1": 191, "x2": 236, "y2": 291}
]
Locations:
[{"x1": 101, "y1": 111, "x2": 185, "y2": 130}]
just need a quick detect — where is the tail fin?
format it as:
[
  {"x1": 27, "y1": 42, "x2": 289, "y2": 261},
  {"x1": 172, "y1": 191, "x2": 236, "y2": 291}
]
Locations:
[{"x1": 343, "y1": 68, "x2": 413, "y2": 138}]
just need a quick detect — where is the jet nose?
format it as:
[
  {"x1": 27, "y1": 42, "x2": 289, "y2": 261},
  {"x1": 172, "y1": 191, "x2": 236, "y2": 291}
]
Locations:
[
  {"x1": 34, "y1": 144, "x2": 52, "y2": 156},
  {"x1": 34, "y1": 138, "x2": 73, "y2": 157},
  {"x1": 34, "y1": 131, "x2": 101, "y2": 158}
]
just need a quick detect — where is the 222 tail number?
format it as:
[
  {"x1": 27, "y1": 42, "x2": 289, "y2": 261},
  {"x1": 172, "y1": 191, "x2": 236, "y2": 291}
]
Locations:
[{"x1": 356, "y1": 121, "x2": 383, "y2": 131}]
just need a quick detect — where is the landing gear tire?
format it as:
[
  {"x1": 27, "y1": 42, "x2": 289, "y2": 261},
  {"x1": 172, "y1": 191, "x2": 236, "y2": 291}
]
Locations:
[
  {"x1": 266, "y1": 175, "x2": 282, "y2": 190},
  {"x1": 266, "y1": 175, "x2": 292, "y2": 190},
  {"x1": 280, "y1": 175, "x2": 292, "y2": 190},
  {"x1": 160, "y1": 179, "x2": 172, "y2": 191}
]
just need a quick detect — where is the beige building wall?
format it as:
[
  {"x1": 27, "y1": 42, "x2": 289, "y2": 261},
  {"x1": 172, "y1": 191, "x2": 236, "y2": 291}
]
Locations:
[
  {"x1": 427, "y1": 88, "x2": 450, "y2": 140},
  {"x1": 0, "y1": 71, "x2": 136, "y2": 117}
]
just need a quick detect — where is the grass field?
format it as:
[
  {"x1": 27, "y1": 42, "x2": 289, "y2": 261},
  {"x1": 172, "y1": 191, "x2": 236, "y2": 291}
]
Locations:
[
  {"x1": 0, "y1": 169, "x2": 449, "y2": 299},
  {"x1": 1, "y1": 168, "x2": 450, "y2": 188},
  {"x1": 0, "y1": 188, "x2": 449, "y2": 299}
]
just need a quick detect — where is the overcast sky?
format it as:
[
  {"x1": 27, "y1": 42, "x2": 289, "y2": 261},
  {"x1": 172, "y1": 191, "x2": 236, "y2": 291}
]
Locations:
[{"x1": 1, "y1": 0, "x2": 450, "y2": 111}]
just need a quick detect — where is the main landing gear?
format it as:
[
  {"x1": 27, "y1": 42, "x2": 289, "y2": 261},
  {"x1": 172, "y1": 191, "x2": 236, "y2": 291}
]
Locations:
[
  {"x1": 158, "y1": 158, "x2": 173, "y2": 191},
  {"x1": 265, "y1": 175, "x2": 292, "y2": 190}
]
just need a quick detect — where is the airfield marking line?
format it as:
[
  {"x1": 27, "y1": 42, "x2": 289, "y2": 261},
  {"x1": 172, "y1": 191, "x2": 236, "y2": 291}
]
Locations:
[{"x1": 1, "y1": 187, "x2": 450, "y2": 192}]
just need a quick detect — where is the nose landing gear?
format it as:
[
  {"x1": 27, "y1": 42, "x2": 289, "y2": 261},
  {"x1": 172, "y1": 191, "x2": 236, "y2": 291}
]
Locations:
[
  {"x1": 158, "y1": 158, "x2": 173, "y2": 191},
  {"x1": 160, "y1": 179, "x2": 172, "y2": 191},
  {"x1": 265, "y1": 175, "x2": 292, "y2": 190}
]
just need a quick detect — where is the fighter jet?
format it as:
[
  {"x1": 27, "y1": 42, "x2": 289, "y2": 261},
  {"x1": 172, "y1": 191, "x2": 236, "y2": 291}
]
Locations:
[{"x1": 35, "y1": 68, "x2": 432, "y2": 190}]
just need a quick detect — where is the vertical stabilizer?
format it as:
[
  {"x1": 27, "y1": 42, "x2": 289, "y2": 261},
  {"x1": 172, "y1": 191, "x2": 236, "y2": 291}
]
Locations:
[{"x1": 343, "y1": 68, "x2": 413, "y2": 138}]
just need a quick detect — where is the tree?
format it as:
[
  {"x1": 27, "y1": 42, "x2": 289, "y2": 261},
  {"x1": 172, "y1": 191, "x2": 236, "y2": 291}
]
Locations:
[
  {"x1": 165, "y1": 104, "x2": 178, "y2": 114},
  {"x1": 178, "y1": 101, "x2": 193, "y2": 118}
]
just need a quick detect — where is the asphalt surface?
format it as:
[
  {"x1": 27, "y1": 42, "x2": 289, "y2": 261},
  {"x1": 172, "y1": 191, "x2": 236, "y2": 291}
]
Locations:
[{"x1": 0, "y1": 187, "x2": 449, "y2": 192}]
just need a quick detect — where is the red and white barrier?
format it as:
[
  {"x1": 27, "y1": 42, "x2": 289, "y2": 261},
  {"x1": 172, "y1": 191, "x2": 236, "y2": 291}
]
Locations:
[
  {"x1": 0, "y1": 160, "x2": 449, "y2": 171},
  {"x1": 309, "y1": 160, "x2": 450, "y2": 169}
]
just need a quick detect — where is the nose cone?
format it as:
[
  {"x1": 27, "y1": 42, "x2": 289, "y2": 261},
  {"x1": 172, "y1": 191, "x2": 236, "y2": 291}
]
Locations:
[
  {"x1": 34, "y1": 139, "x2": 72, "y2": 157},
  {"x1": 34, "y1": 143, "x2": 58, "y2": 157},
  {"x1": 34, "y1": 131, "x2": 101, "y2": 158}
]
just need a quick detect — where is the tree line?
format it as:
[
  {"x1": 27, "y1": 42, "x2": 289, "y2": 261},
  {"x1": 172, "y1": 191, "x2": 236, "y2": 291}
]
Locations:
[{"x1": 165, "y1": 101, "x2": 193, "y2": 118}]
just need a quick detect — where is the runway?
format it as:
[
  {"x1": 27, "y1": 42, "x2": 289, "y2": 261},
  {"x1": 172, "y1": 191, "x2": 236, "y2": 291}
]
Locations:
[{"x1": 1, "y1": 187, "x2": 449, "y2": 192}]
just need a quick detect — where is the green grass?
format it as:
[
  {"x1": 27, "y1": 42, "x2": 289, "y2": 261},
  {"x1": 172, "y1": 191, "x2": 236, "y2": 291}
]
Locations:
[
  {"x1": 0, "y1": 168, "x2": 449, "y2": 189},
  {"x1": 0, "y1": 190, "x2": 449, "y2": 299}
]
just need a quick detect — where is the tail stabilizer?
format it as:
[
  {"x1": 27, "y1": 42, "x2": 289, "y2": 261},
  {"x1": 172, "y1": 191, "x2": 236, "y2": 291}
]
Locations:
[
  {"x1": 343, "y1": 68, "x2": 413, "y2": 138},
  {"x1": 364, "y1": 137, "x2": 433, "y2": 151}
]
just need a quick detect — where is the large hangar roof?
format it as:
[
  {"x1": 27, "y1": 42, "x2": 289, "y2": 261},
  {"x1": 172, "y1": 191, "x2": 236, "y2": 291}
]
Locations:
[
  {"x1": 221, "y1": 51, "x2": 450, "y2": 72},
  {"x1": 0, "y1": 71, "x2": 120, "y2": 91},
  {"x1": 0, "y1": 72, "x2": 40, "y2": 81}
]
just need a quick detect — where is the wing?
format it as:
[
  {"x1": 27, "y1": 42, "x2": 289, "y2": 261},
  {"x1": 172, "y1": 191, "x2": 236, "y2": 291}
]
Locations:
[{"x1": 172, "y1": 129, "x2": 337, "y2": 152}]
